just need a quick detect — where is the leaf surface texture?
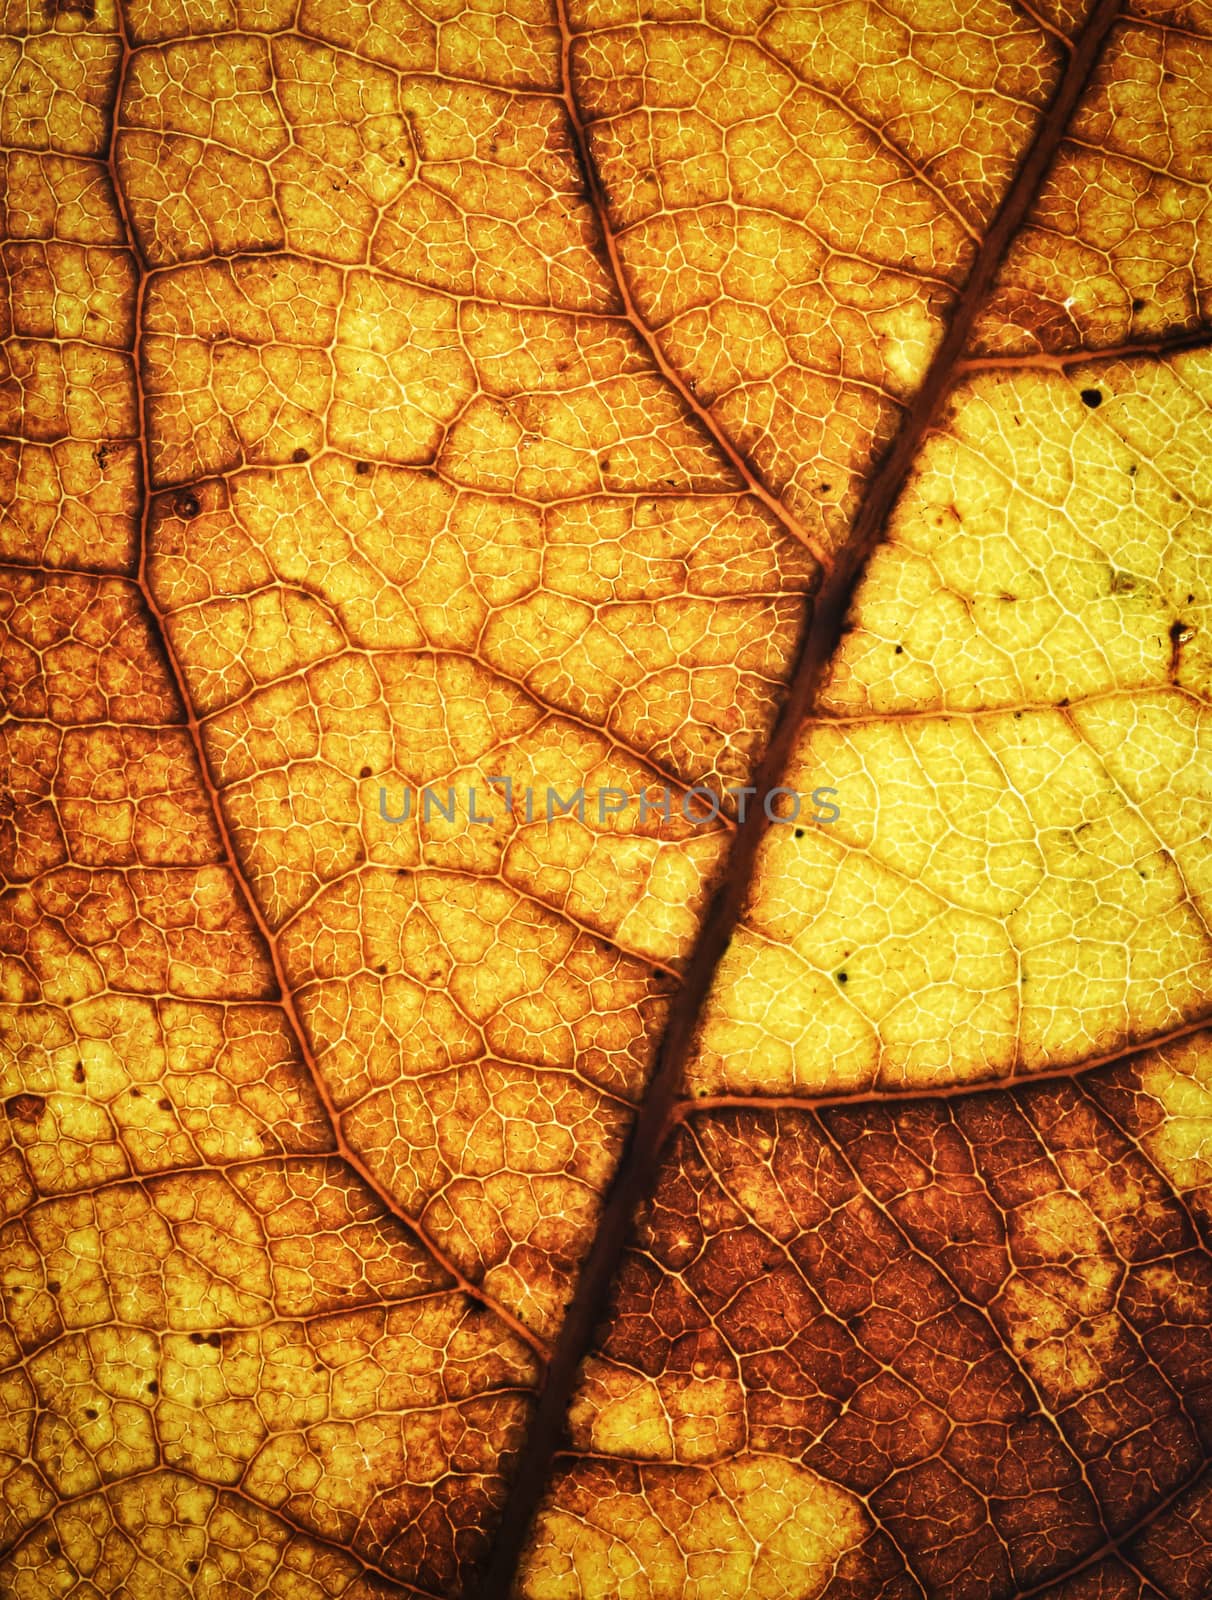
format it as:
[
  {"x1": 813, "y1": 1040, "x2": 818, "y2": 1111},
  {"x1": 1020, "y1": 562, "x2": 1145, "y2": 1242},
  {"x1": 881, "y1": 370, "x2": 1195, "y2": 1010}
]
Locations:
[{"x1": 0, "y1": 0, "x2": 1210, "y2": 1596}]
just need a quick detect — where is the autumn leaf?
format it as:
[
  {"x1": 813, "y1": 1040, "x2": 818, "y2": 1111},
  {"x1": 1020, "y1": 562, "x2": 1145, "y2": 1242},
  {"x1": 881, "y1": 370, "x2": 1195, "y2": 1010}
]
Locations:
[{"x1": 1, "y1": 0, "x2": 1210, "y2": 1597}]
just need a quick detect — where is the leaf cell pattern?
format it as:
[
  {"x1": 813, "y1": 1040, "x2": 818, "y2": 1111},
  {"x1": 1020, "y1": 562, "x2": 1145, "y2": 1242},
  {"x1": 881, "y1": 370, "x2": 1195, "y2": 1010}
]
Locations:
[{"x1": 0, "y1": 0, "x2": 1210, "y2": 1596}]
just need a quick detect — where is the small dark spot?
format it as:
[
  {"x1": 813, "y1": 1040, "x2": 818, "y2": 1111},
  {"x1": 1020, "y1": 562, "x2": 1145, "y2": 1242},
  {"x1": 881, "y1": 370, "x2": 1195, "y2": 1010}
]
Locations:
[
  {"x1": 47, "y1": 1280, "x2": 60, "y2": 1293},
  {"x1": 5, "y1": 1093, "x2": 45, "y2": 1125},
  {"x1": 794, "y1": 828, "x2": 804, "y2": 838},
  {"x1": 1170, "y1": 618, "x2": 1191, "y2": 666},
  {"x1": 359, "y1": 765, "x2": 372, "y2": 778},
  {"x1": 206, "y1": 1332, "x2": 222, "y2": 1349},
  {"x1": 130, "y1": 1087, "x2": 142, "y2": 1099},
  {"x1": 1014, "y1": 711, "x2": 1022, "y2": 720},
  {"x1": 1128, "y1": 464, "x2": 1137, "y2": 476},
  {"x1": 1080, "y1": 388, "x2": 1103, "y2": 408},
  {"x1": 47, "y1": 1540, "x2": 61, "y2": 1560},
  {"x1": 1132, "y1": 298, "x2": 1146, "y2": 312},
  {"x1": 376, "y1": 962, "x2": 388, "y2": 975},
  {"x1": 174, "y1": 491, "x2": 201, "y2": 519},
  {"x1": 355, "y1": 460, "x2": 371, "y2": 475},
  {"x1": 189, "y1": 1332, "x2": 205, "y2": 1345},
  {"x1": 158, "y1": 1098, "x2": 171, "y2": 1111},
  {"x1": 819, "y1": 482, "x2": 832, "y2": 493},
  {"x1": 836, "y1": 971, "x2": 848, "y2": 984},
  {"x1": 291, "y1": 446, "x2": 311, "y2": 464},
  {"x1": 147, "y1": 1380, "x2": 159, "y2": 1395},
  {"x1": 186, "y1": 1561, "x2": 199, "y2": 1576},
  {"x1": 84, "y1": 1407, "x2": 98, "y2": 1420},
  {"x1": 73, "y1": 1063, "x2": 85, "y2": 1084},
  {"x1": 894, "y1": 645, "x2": 903, "y2": 655}
]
